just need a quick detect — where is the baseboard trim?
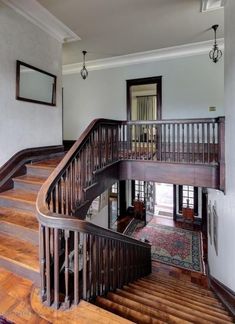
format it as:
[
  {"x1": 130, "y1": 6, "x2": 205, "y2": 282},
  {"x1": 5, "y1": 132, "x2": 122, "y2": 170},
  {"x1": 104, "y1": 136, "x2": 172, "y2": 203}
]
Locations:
[{"x1": 209, "y1": 274, "x2": 235, "y2": 318}]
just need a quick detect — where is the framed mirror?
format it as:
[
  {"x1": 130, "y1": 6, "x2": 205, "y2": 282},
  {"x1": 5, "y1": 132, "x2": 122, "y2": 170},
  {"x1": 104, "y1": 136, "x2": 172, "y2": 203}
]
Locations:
[{"x1": 16, "y1": 60, "x2": 57, "y2": 106}]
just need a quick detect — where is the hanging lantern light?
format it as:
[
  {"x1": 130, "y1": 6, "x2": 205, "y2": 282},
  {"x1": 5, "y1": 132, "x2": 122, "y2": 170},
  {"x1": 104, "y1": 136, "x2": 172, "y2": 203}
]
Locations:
[
  {"x1": 80, "y1": 50, "x2": 88, "y2": 80},
  {"x1": 209, "y1": 25, "x2": 222, "y2": 63}
]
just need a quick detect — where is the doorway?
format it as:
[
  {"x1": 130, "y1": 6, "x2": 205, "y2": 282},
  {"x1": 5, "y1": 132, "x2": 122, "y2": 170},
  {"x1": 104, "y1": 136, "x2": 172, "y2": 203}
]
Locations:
[
  {"x1": 126, "y1": 76, "x2": 162, "y2": 121},
  {"x1": 154, "y1": 183, "x2": 174, "y2": 218}
]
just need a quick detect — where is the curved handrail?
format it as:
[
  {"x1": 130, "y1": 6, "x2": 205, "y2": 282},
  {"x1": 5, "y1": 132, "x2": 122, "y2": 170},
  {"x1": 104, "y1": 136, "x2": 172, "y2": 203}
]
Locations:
[
  {"x1": 36, "y1": 116, "x2": 223, "y2": 308},
  {"x1": 37, "y1": 119, "x2": 147, "y2": 247}
]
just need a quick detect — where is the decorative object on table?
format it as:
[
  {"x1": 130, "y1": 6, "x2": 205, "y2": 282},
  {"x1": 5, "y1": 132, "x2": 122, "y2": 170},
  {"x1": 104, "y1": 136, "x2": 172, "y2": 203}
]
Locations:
[
  {"x1": 213, "y1": 202, "x2": 218, "y2": 255},
  {"x1": 209, "y1": 24, "x2": 222, "y2": 63},
  {"x1": 80, "y1": 50, "x2": 88, "y2": 80},
  {"x1": 133, "y1": 222, "x2": 204, "y2": 273}
]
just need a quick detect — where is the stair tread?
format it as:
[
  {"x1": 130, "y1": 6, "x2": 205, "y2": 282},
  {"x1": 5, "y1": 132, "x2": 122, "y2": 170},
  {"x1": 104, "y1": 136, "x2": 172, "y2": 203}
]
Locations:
[
  {"x1": 13, "y1": 175, "x2": 47, "y2": 185},
  {"x1": 130, "y1": 281, "x2": 223, "y2": 307},
  {"x1": 27, "y1": 157, "x2": 62, "y2": 169},
  {"x1": 0, "y1": 233, "x2": 39, "y2": 272},
  {"x1": 0, "y1": 189, "x2": 37, "y2": 204},
  {"x1": 0, "y1": 207, "x2": 38, "y2": 231},
  {"x1": 143, "y1": 276, "x2": 214, "y2": 296},
  {"x1": 125, "y1": 283, "x2": 229, "y2": 315},
  {"x1": 108, "y1": 291, "x2": 193, "y2": 324},
  {"x1": 122, "y1": 286, "x2": 232, "y2": 322},
  {"x1": 96, "y1": 296, "x2": 165, "y2": 324},
  {"x1": 148, "y1": 273, "x2": 209, "y2": 290}
]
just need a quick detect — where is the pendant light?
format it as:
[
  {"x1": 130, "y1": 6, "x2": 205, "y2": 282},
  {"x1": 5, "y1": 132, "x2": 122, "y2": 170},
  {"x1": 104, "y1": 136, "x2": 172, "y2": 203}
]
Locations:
[
  {"x1": 80, "y1": 50, "x2": 88, "y2": 80},
  {"x1": 209, "y1": 25, "x2": 222, "y2": 63}
]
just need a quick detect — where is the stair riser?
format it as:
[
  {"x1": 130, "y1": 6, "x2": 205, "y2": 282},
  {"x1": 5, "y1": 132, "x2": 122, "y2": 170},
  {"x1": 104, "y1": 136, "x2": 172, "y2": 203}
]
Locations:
[
  {"x1": 26, "y1": 166, "x2": 52, "y2": 178},
  {"x1": 13, "y1": 180, "x2": 42, "y2": 192},
  {"x1": 0, "y1": 257, "x2": 40, "y2": 286},
  {"x1": 0, "y1": 222, "x2": 38, "y2": 245},
  {"x1": 0, "y1": 198, "x2": 35, "y2": 212}
]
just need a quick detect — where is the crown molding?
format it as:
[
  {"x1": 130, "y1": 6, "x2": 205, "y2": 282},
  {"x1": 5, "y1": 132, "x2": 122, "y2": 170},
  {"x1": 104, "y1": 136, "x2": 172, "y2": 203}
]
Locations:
[
  {"x1": 1, "y1": 0, "x2": 81, "y2": 43},
  {"x1": 63, "y1": 39, "x2": 224, "y2": 75}
]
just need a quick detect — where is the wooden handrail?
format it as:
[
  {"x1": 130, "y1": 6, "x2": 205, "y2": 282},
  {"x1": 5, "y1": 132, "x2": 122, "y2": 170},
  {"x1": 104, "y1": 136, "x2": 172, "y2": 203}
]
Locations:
[{"x1": 36, "y1": 116, "x2": 224, "y2": 309}]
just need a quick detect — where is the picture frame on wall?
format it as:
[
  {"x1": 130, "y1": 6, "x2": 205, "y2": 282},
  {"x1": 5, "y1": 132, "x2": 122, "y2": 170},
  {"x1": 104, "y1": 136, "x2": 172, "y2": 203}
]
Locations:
[{"x1": 212, "y1": 203, "x2": 218, "y2": 256}]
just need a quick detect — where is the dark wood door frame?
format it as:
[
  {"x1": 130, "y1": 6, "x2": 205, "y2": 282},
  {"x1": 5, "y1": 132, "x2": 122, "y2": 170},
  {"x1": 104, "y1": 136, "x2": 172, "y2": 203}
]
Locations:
[{"x1": 126, "y1": 76, "x2": 162, "y2": 121}]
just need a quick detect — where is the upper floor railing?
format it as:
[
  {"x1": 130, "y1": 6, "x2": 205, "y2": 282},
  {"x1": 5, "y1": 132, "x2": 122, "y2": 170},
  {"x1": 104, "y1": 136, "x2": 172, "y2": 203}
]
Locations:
[{"x1": 36, "y1": 116, "x2": 224, "y2": 309}]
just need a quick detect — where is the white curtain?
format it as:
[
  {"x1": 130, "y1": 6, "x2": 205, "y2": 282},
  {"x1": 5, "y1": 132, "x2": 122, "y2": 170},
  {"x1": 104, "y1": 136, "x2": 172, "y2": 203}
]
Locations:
[{"x1": 137, "y1": 96, "x2": 156, "y2": 121}]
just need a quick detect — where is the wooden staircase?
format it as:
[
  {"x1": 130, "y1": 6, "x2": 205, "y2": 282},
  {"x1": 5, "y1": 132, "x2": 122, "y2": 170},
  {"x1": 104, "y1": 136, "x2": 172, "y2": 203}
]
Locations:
[
  {"x1": 96, "y1": 270, "x2": 234, "y2": 323},
  {"x1": 0, "y1": 157, "x2": 62, "y2": 284}
]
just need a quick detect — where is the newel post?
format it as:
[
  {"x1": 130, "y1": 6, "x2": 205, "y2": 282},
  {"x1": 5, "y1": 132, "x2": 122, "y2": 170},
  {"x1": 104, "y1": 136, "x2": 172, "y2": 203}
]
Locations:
[{"x1": 218, "y1": 117, "x2": 225, "y2": 192}]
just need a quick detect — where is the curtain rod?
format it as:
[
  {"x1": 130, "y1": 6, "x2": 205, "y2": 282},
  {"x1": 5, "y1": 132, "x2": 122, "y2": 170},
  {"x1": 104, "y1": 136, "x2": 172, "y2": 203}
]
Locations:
[{"x1": 135, "y1": 95, "x2": 157, "y2": 98}]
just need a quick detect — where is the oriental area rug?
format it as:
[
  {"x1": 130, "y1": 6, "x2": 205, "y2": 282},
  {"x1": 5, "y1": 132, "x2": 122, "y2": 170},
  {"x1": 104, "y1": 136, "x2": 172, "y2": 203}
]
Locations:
[{"x1": 133, "y1": 222, "x2": 204, "y2": 273}]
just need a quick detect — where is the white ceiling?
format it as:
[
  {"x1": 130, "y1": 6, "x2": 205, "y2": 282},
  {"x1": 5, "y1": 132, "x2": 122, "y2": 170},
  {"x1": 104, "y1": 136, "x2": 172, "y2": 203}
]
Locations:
[{"x1": 37, "y1": 0, "x2": 224, "y2": 65}]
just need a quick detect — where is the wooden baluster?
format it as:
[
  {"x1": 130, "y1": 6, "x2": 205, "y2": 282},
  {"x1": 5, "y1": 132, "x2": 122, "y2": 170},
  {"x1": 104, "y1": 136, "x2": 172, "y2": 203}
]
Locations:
[
  {"x1": 192, "y1": 123, "x2": 195, "y2": 163},
  {"x1": 212, "y1": 122, "x2": 215, "y2": 162},
  {"x1": 202, "y1": 123, "x2": 205, "y2": 163},
  {"x1": 207, "y1": 123, "x2": 210, "y2": 163},
  {"x1": 168, "y1": 124, "x2": 171, "y2": 162},
  {"x1": 113, "y1": 241, "x2": 117, "y2": 290},
  {"x1": 63, "y1": 230, "x2": 70, "y2": 308},
  {"x1": 52, "y1": 187, "x2": 56, "y2": 213},
  {"x1": 147, "y1": 125, "x2": 150, "y2": 160},
  {"x1": 45, "y1": 227, "x2": 51, "y2": 306},
  {"x1": 92, "y1": 235, "x2": 97, "y2": 298},
  {"x1": 74, "y1": 231, "x2": 79, "y2": 305},
  {"x1": 53, "y1": 228, "x2": 59, "y2": 309},
  {"x1": 177, "y1": 124, "x2": 180, "y2": 163},
  {"x1": 151, "y1": 125, "x2": 154, "y2": 160},
  {"x1": 134, "y1": 124, "x2": 137, "y2": 160},
  {"x1": 197, "y1": 123, "x2": 200, "y2": 162},
  {"x1": 172, "y1": 124, "x2": 175, "y2": 162},
  {"x1": 83, "y1": 233, "x2": 87, "y2": 300},
  {"x1": 164, "y1": 124, "x2": 166, "y2": 161},
  {"x1": 97, "y1": 237, "x2": 101, "y2": 296},
  {"x1": 39, "y1": 225, "x2": 46, "y2": 301},
  {"x1": 182, "y1": 123, "x2": 185, "y2": 162},
  {"x1": 187, "y1": 124, "x2": 190, "y2": 163},
  {"x1": 87, "y1": 234, "x2": 91, "y2": 300}
]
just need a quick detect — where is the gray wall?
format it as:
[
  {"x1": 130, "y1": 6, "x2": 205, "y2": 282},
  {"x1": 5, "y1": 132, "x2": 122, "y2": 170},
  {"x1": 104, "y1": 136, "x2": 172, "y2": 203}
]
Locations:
[
  {"x1": 208, "y1": 0, "x2": 235, "y2": 292},
  {"x1": 0, "y1": 3, "x2": 62, "y2": 166},
  {"x1": 63, "y1": 53, "x2": 224, "y2": 140}
]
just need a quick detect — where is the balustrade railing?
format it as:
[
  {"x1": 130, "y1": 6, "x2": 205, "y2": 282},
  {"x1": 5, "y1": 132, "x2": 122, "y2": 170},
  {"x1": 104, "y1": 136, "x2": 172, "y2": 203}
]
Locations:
[{"x1": 36, "y1": 117, "x2": 224, "y2": 309}]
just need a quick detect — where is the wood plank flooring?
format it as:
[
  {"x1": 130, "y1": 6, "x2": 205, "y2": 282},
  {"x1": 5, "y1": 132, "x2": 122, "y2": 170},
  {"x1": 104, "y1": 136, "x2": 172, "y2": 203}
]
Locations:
[{"x1": 0, "y1": 267, "x2": 47, "y2": 323}]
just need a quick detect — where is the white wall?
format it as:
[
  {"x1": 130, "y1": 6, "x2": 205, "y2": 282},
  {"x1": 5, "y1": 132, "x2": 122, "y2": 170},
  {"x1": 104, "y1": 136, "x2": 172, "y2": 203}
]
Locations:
[
  {"x1": 207, "y1": 0, "x2": 235, "y2": 292},
  {"x1": 0, "y1": 3, "x2": 62, "y2": 166},
  {"x1": 63, "y1": 54, "x2": 224, "y2": 140},
  {"x1": 88, "y1": 205, "x2": 109, "y2": 229}
]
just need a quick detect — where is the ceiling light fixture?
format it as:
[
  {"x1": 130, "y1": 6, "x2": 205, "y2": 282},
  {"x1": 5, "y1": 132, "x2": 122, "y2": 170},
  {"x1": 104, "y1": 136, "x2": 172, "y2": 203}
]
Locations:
[
  {"x1": 80, "y1": 50, "x2": 88, "y2": 80},
  {"x1": 209, "y1": 25, "x2": 222, "y2": 63}
]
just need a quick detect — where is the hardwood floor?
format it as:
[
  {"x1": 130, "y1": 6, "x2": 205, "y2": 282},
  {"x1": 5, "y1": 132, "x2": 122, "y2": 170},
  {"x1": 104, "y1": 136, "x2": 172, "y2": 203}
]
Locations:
[
  {"x1": 0, "y1": 267, "x2": 48, "y2": 323},
  {"x1": 0, "y1": 268, "x2": 131, "y2": 324}
]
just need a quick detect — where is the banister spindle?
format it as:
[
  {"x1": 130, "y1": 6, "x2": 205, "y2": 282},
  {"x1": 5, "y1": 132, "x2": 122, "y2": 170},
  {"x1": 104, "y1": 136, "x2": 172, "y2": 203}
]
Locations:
[{"x1": 63, "y1": 230, "x2": 70, "y2": 308}]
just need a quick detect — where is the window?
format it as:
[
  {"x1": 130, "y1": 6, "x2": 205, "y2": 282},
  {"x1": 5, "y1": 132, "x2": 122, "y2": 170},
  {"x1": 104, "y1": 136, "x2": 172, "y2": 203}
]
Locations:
[{"x1": 178, "y1": 185, "x2": 198, "y2": 215}]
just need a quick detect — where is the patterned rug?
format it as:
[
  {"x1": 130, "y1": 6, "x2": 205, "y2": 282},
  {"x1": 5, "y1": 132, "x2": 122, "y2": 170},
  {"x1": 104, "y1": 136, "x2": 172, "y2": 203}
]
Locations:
[{"x1": 133, "y1": 223, "x2": 204, "y2": 273}]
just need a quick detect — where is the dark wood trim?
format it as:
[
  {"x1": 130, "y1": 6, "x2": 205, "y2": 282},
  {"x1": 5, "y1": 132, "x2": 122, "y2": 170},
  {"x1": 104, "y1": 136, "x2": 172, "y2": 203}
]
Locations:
[
  {"x1": 173, "y1": 185, "x2": 177, "y2": 221},
  {"x1": 209, "y1": 273, "x2": 235, "y2": 318},
  {"x1": 126, "y1": 76, "x2": 162, "y2": 121},
  {"x1": 119, "y1": 160, "x2": 220, "y2": 189},
  {"x1": 119, "y1": 180, "x2": 127, "y2": 216},
  {"x1": 16, "y1": 60, "x2": 57, "y2": 106},
  {"x1": 0, "y1": 145, "x2": 64, "y2": 193}
]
